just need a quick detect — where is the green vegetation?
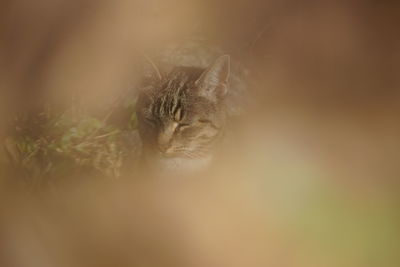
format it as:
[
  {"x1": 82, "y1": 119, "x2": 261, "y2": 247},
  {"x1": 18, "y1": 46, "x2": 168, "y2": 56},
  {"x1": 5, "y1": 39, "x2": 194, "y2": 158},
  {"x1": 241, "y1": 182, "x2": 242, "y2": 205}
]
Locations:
[{"x1": 5, "y1": 103, "x2": 138, "y2": 185}]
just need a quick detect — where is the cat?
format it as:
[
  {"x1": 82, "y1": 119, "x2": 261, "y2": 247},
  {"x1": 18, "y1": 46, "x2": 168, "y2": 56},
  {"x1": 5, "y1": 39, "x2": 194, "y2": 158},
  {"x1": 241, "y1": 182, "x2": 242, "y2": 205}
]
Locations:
[{"x1": 136, "y1": 55, "x2": 231, "y2": 172}]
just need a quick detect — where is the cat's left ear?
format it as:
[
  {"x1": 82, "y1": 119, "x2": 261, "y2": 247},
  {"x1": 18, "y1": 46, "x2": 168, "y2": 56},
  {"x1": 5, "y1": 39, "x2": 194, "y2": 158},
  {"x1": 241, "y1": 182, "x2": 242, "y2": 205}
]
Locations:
[{"x1": 196, "y1": 55, "x2": 230, "y2": 102}]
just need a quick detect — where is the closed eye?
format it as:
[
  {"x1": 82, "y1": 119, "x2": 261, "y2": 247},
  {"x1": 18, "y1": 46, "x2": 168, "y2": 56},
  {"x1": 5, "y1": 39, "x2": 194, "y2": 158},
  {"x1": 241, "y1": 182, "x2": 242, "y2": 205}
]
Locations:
[
  {"x1": 173, "y1": 123, "x2": 190, "y2": 135},
  {"x1": 198, "y1": 119, "x2": 219, "y2": 129},
  {"x1": 199, "y1": 134, "x2": 210, "y2": 140},
  {"x1": 177, "y1": 123, "x2": 190, "y2": 129}
]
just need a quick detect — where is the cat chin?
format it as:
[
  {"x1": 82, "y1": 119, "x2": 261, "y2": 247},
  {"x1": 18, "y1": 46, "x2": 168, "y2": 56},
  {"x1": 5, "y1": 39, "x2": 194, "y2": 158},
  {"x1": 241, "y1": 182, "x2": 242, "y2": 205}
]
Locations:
[{"x1": 154, "y1": 156, "x2": 213, "y2": 173}]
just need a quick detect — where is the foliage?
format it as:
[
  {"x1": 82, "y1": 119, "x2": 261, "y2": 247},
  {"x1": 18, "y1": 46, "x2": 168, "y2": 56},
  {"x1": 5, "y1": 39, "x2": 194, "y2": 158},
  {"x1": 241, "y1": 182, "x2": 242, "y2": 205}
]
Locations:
[{"x1": 8, "y1": 104, "x2": 137, "y2": 185}]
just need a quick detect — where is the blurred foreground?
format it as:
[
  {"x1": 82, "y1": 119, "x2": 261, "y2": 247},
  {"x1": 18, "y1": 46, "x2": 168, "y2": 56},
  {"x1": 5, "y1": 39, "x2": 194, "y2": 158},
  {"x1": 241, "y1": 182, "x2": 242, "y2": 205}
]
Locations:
[{"x1": 0, "y1": 1, "x2": 399, "y2": 266}]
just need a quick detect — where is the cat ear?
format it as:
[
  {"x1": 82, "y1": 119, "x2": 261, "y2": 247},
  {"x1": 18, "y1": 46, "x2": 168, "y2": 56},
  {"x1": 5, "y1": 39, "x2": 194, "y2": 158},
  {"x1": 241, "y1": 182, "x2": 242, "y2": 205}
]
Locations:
[{"x1": 196, "y1": 55, "x2": 230, "y2": 101}]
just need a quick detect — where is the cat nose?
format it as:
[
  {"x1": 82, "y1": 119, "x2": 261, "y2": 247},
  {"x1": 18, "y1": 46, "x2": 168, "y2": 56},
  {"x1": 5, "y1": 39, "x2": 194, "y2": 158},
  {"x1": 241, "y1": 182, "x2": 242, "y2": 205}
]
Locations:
[
  {"x1": 158, "y1": 143, "x2": 171, "y2": 153},
  {"x1": 157, "y1": 136, "x2": 173, "y2": 154},
  {"x1": 158, "y1": 145, "x2": 175, "y2": 156},
  {"x1": 157, "y1": 125, "x2": 176, "y2": 154}
]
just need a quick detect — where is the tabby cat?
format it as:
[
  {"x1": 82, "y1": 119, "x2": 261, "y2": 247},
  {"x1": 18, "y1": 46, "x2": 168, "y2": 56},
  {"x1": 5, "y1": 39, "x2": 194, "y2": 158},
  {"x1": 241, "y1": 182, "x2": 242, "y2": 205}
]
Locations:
[{"x1": 136, "y1": 55, "x2": 230, "y2": 172}]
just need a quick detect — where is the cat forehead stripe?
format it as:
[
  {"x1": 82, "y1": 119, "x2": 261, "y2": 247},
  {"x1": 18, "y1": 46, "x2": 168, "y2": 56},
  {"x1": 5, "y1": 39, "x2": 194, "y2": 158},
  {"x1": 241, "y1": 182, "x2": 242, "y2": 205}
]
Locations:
[{"x1": 154, "y1": 71, "x2": 190, "y2": 119}]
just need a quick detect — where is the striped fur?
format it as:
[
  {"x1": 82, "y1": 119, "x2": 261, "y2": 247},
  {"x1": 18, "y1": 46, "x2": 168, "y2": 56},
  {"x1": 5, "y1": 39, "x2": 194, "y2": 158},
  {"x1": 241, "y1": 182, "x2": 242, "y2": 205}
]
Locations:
[{"x1": 136, "y1": 56, "x2": 230, "y2": 171}]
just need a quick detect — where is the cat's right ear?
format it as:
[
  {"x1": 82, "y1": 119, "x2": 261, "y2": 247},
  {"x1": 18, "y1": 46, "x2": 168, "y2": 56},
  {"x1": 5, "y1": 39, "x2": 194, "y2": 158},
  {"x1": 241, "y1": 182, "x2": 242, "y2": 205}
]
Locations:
[{"x1": 195, "y1": 55, "x2": 230, "y2": 102}]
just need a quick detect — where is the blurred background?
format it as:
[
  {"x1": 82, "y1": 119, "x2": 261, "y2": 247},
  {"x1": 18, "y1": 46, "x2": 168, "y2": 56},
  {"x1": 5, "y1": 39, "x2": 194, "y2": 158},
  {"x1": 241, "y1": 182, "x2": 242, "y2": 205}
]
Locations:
[{"x1": 0, "y1": 0, "x2": 399, "y2": 266}]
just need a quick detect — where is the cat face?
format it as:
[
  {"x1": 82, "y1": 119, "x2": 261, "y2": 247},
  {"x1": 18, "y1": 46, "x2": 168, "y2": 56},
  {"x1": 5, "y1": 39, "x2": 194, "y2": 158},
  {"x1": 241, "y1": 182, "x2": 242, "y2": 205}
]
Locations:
[{"x1": 136, "y1": 55, "x2": 230, "y2": 169}]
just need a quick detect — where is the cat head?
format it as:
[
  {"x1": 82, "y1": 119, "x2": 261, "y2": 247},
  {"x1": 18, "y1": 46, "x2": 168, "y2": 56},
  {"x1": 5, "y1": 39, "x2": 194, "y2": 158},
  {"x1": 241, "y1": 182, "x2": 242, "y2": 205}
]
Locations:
[{"x1": 136, "y1": 55, "x2": 230, "y2": 168}]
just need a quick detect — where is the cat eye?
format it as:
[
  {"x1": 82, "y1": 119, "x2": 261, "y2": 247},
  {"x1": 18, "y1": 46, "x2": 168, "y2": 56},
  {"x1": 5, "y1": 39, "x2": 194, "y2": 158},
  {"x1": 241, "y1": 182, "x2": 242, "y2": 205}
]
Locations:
[
  {"x1": 198, "y1": 134, "x2": 210, "y2": 140},
  {"x1": 198, "y1": 119, "x2": 219, "y2": 130},
  {"x1": 177, "y1": 123, "x2": 190, "y2": 130}
]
